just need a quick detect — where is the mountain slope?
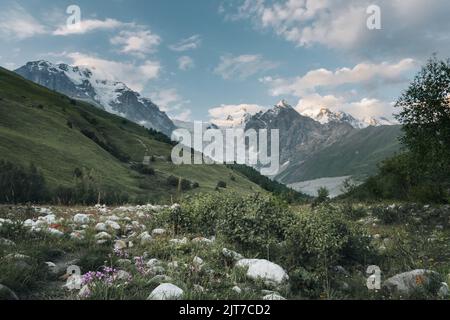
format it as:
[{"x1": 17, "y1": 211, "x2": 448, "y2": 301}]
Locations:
[
  {"x1": 276, "y1": 125, "x2": 403, "y2": 183},
  {"x1": 15, "y1": 61, "x2": 175, "y2": 136},
  {"x1": 0, "y1": 67, "x2": 263, "y2": 202}
]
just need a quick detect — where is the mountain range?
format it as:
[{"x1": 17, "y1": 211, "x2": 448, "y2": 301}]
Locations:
[
  {"x1": 15, "y1": 61, "x2": 175, "y2": 136},
  {"x1": 13, "y1": 60, "x2": 403, "y2": 196}
]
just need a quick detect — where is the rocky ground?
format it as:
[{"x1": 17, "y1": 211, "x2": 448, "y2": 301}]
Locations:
[{"x1": 0, "y1": 202, "x2": 449, "y2": 300}]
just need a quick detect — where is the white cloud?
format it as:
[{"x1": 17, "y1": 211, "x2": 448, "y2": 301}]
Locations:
[
  {"x1": 172, "y1": 109, "x2": 192, "y2": 121},
  {"x1": 53, "y1": 18, "x2": 125, "y2": 36},
  {"x1": 263, "y1": 59, "x2": 417, "y2": 97},
  {"x1": 110, "y1": 29, "x2": 161, "y2": 57},
  {"x1": 65, "y1": 52, "x2": 160, "y2": 92},
  {"x1": 177, "y1": 56, "x2": 194, "y2": 71},
  {"x1": 209, "y1": 103, "x2": 266, "y2": 126},
  {"x1": 169, "y1": 35, "x2": 202, "y2": 52},
  {"x1": 0, "y1": 3, "x2": 47, "y2": 40},
  {"x1": 223, "y1": 0, "x2": 450, "y2": 59},
  {"x1": 214, "y1": 54, "x2": 278, "y2": 80}
]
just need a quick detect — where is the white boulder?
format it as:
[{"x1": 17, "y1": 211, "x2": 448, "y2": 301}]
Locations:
[
  {"x1": 147, "y1": 283, "x2": 184, "y2": 300},
  {"x1": 236, "y1": 259, "x2": 289, "y2": 285}
]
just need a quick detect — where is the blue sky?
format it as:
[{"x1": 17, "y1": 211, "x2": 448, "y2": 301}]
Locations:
[{"x1": 1, "y1": 0, "x2": 449, "y2": 122}]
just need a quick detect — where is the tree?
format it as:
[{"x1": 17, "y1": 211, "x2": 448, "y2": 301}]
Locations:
[{"x1": 395, "y1": 55, "x2": 450, "y2": 179}]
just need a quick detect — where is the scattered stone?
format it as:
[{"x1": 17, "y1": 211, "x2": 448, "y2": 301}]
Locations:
[
  {"x1": 222, "y1": 248, "x2": 244, "y2": 261},
  {"x1": 73, "y1": 214, "x2": 90, "y2": 225},
  {"x1": 105, "y1": 220, "x2": 121, "y2": 231},
  {"x1": 70, "y1": 231, "x2": 85, "y2": 240},
  {"x1": 438, "y1": 282, "x2": 449, "y2": 298},
  {"x1": 48, "y1": 228, "x2": 64, "y2": 237},
  {"x1": 193, "y1": 256, "x2": 204, "y2": 266},
  {"x1": 147, "y1": 258, "x2": 161, "y2": 267},
  {"x1": 383, "y1": 269, "x2": 441, "y2": 296},
  {"x1": 95, "y1": 232, "x2": 111, "y2": 240},
  {"x1": 147, "y1": 283, "x2": 184, "y2": 300},
  {"x1": 192, "y1": 237, "x2": 214, "y2": 245},
  {"x1": 263, "y1": 293, "x2": 286, "y2": 300},
  {"x1": 236, "y1": 259, "x2": 289, "y2": 285},
  {"x1": 0, "y1": 284, "x2": 19, "y2": 300},
  {"x1": 193, "y1": 284, "x2": 205, "y2": 292},
  {"x1": 169, "y1": 237, "x2": 188, "y2": 245},
  {"x1": 139, "y1": 231, "x2": 153, "y2": 245},
  {"x1": 95, "y1": 223, "x2": 107, "y2": 232},
  {"x1": 152, "y1": 228, "x2": 166, "y2": 236},
  {"x1": 232, "y1": 286, "x2": 242, "y2": 294},
  {"x1": 114, "y1": 240, "x2": 127, "y2": 251},
  {"x1": 116, "y1": 270, "x2": 132, "y2": 281},
  {"x1": 0, "y1": 238, "x2": 15, "y2": 246}
]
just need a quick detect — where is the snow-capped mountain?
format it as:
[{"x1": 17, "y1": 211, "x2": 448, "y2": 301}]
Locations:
[
  {"x1": 15, "y1": 60, "x2": 176, "y2": 136},
  {"x1": 301, "y1": 107, "x2": 396, "y2": 129}
]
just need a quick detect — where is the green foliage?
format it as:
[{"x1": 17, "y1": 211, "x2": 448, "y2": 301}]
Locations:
[
  {"x1": 313, "y1": 187, "x2": 329, "y2": 207},
  {"x1": 0, "y1": 160, "x2": 48, "y2": 204},
  {"x1": 177, "y1": 193, "x2": 295, "y2": 255},
  {"x1": 285, "y1": 207, "x2": 373, "y2": 272},
  {"x1": 227, "y1": 164, "x2": 309, "y2": 203},
  {"x1": 216, "y1": 180, "x2": 227, "y2": 188},
  {"x1": 130, "y1": 163, "x2": 155, "y2": 176}
]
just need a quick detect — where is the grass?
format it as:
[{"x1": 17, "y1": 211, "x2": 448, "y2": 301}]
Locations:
[{"x1": 0, "y1": 67, "x2": 262, "y2": 202}]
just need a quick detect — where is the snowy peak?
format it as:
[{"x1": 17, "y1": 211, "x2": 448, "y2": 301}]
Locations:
[
  {"x1": 301, "y1": 107, "x2": 396, "y2": 129},
  {"x1": 275, "y1": 99, "x2": 293, "y2": 109},
  {"x1": 15, "y1": 60, "x2": 175, "y2": 136}
]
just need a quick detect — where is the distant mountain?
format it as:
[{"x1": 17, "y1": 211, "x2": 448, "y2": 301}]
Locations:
[
  {"x1": 301, "y1": 107, "x2": 397, "y2": 129},
  {"x1": 15, "y1": 60, "x2": 175, "y2": 136}
]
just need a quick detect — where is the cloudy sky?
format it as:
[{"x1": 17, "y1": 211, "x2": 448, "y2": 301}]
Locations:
[{"x1": 0, "y1": 0, "x2": 449, "y2": 122}]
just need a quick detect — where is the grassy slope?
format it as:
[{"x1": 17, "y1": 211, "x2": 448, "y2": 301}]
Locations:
[
  {"x1": 277, "y1": 125, "x2": 403, "y2": 183},
  {"x1": 0, "y1": 67, "x2": 262, "y2": 201}
]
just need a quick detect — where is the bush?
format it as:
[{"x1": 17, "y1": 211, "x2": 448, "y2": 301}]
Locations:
[
  {"x1": 0, "y1": 161, "x2": 48, "y2": 204},
  {"x1": 285, "y1": 207, "x2": 373, "y2": 276},
  {"x1": 217, "y1": 181, "x2": 227, "y2": 189},
  {"x1": 179, "y1": 193, "x2": 295, "y2": 255},
  {"x1": 131, "y1": 163, "x2": 155, "y2": 176}
]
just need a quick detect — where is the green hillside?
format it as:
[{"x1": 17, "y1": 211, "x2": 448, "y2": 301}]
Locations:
[
  {"x1": 0, "y1": 67, "x2": 263, "y2": 202},
  {"x1": 277, "y1": 125, "x2": 403, "y2": 183}
]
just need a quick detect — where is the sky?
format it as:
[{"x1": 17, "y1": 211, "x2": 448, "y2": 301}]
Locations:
[{"x1": 0, "y1": 0, "x2": 449, "y2": 122}]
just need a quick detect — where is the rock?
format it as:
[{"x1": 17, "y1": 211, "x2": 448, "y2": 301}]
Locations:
[
  {"x1": 168, "y1": 261, "x2": 179, "y2": 269},
  {"x1": 95, "y1": 223, "x2": 107, "y2": 232},
  {"x1": 383, "y1": 269, "x2": 441, "y2": 296},
  {"x1": 45, "y1": 262, "x2": 57, "y2": 273},
  {"x1": 115, "y1": 270, "x2": 132, "y2": 281},
  {"x1": 73, "y1": 214, "x2": 90, "y2": 225},
  {"x1": 0, "y1": 238, "x2": 15, "y2": 246},
  {"x1": 192, "y1": 237, "x2": 214, "y2": 245},
  {"x1": 438, "y1": 282, "x2": 449, "y2": 298},
  {"x1": 139, "y1": 231, "x2": 153, "y2": 245},
  {"x1": 152, "y1": 228, "x2": 166, "y2": 236},
  {"x1": 193, "y1": 256, "x2": 204, "y2": 266},
  {"x1": 169, "y1": 237, "x2": 188, "y2": 245},
  {"x1": 222, "y1": 248, "x2": 244, "y2": 261},
  {"x1": 147, "y1": 283, "x2": 184, "y2": 300},
  {"x1": 150, "y1": 266, "x2": 166, "y2": 275},
  {"x1": 95, "y1": 232, "x2": 111, "y2": 240},
  {"x1": 147, "y1": 258, "x2": 161, "y2": 267},
  {"x1": 105, "y1": 220, "x2": 121, "y2": 231},
  {"x1": 232, "y1": 286, "x2": 242, "y2": 294},
  {"x1": 41, "y1": 214, "x2": 57, "y2": 225},
  {"x1": 48, "y1": 228, "x2": 64, "y2": 237},
  {"x1": 70, "y1": 231, "x2": 85, "y2": 240},
  {"x1": 236, "y1": 259, "x2": 289, "y2": 285},
  {"x1": 0, "y1": 284, "x2": 19, "y2": 300},
  {"x1": 263, "y1": 293, "x2": 286, "y2": 300},
  {"x1": 114, "y1": 240, "x2": 127, "y2": 251},
  {"x1": 23, "y1": 219, "x2": 35, "y2": 228}
]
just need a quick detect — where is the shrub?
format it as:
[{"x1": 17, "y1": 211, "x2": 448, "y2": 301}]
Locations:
[
  {"x1": 217, "y1": 181, "x2": 227, "y2": 189},
  {"x1": 0, "y1": 161, "x2": 48, "y2": 204},
  {"x1": 179, "y1": 193, "x2": 295, "y2": 255},
  {"x1": 167, "y1": 175, "x2": 179, "y2": 187},
  {"x1": 131, "y1": 163, "x2": 155, "y2": 176},
  {"x1": 285, "y1": 207, "x2": 373, "y2": 275}
]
